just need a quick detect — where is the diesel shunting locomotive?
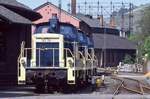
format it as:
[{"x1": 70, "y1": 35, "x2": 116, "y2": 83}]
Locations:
[{"x1": 18, "y1": 17, "x2": 98, "y2": 92}]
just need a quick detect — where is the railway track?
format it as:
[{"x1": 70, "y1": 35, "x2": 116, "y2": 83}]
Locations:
[{"x1": 112, "y1": 76, "x2": 150, "y2": 96}]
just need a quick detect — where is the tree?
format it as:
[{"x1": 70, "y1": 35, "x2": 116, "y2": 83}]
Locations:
[
  {"x1": 144, "y1": 36, "x2": 150, "y2": 59},
  {"x1": 140, "y1": 6, "x2": 150, "y2": 60},
  {"x1": 128, "y1": 6, "x2": 150, "y2": 63},
  {"x1": 123, "y1": 54, "x2": 135, "y2": 64},
  {"x1": 140, "y1": 6, "x2": 150, "y2": 35},
  {"x1": 128, "y1": 33, "x2": 146, "y2": 63}
]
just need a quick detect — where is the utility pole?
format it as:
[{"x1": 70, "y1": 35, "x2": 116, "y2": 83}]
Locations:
[
  {"x1": 121, "y1": 2, "x2": 125, "y2": 37},
  {"x1": 84, "y1": 0, "x2": 87, "y2": 15},
  {"x1": 97, "y1": 1, "x2": 100, "y2": 17},
  {"x1": 58, "y1": 0, "x2": 61, "y2": 21},
  {"x1": 101, "y1": 6, "x2": 104, "y2": 27},
  {"x1": 67, "y1": 3, "x2": 71, "y2": 13},
  {"x1": 78, "y1": 5, "x2": 81, "y2": 13},
  {"x1": 129, "y1": 3, "x2": 133, "y2": 36}
]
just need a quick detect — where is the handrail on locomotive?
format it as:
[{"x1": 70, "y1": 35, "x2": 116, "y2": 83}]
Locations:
[
  {"x1": 19, "y1": 45, "x2": 98, "y2": 69},
  {"x1": 20, "y1": 47, "x2": 75, "y2": 68}
]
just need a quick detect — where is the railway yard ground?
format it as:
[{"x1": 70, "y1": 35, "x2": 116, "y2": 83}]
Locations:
[{"x1": 1, "y1": 72, "x2": 150, "y2": 99}]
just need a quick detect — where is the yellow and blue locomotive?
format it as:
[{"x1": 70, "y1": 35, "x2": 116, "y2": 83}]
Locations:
[{"x1": 18, "y1": 17, "x2": 98, "y2": 92}]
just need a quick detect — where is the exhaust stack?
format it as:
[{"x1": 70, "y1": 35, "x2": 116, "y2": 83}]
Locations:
[
  {"x1": 109, "y1": 15, "x2": 116, "y2": 28},
  {"x1": 71, "y1": 0, "x2": 76, "y2": 15}
]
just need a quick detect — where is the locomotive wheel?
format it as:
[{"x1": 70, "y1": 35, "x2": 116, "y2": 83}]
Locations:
[
  {"x1": 35, "y1": 84, "x2": 45, "y2": 93},
  {"x1": 47, "y1": 86, "x2": 54, "y2": 93},
  {"x1": 34, "y1": 79, "x2": 45, "y2": 93}
]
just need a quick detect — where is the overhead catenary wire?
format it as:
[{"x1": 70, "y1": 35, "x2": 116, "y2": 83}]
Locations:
[{"x1": 65, "y1": 0, "x2": 134, "y2": 67}]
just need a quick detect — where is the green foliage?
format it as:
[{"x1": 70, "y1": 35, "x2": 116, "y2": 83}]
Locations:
[
  {"x1": 128, "y1": 6, "x2": 150, "y2": 62},
  {"x1": 140, "y1": 6, "x2": 150, "y2": 60},
  {"x1": 123, "y1": 54, "x2": 135, "y2": 64},
  {"x1": 128, "y1": 34, "x2": 139, "y2": 42},
  {"x1": 140, "y1": 6, "x2": 150, "y2": 35},
  {"x1": 128, "y1": 34, "x2": 145, "y2": 63},
  {"x1": 144, "y1": 36, "x2": 150, "y2": 59}
]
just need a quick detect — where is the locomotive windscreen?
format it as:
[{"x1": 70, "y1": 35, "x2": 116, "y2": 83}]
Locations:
[{"x1": 36, "y1": 42, "x2": 59, "y2": 67}]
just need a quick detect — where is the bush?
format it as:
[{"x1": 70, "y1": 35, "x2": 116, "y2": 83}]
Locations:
[{"x1": 123, "y1": 54, "x2": 135, "y2": 64}]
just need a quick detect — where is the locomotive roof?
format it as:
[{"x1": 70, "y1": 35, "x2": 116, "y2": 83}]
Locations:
[{"x1": 37, "y1": 21, "x2": 76, "y2": 27}]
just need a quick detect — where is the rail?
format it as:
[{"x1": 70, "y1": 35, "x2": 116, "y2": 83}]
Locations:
[
  {"x1": 17, "y1": 41, "x2": 25, "y2": 77},
  {"x1": 78, "y1": 51, "x2": 85, "y2": 60},
  {"x1": 94, "y1": 55, "x2": 98, "y2": 61},
  {"x1": 87, "y1": 53, "x2": 92, "y2": 60},
  {"x1": 65, "y1": 48, "x2": 75, "y2": 59},
  {"x1": 87, "y1": 53, "x2": 97, "y2": 61},
  {"x1": 111, "y1": 77, "x2": 124, "y2": 95},
  {"x1": 112, "y1": 76, "x2": 150, "y2": 96}
]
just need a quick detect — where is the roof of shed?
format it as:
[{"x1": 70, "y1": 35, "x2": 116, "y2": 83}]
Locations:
[
  {"x1": 75, "y1": 14, "x2": 100, "y2": 28},
  {"x1": 0, "y1": 5, "x2": 31, "y2": 24},
  {"x1": 0, "y1": 0, "x2": 30, "y2": 9},
  {"x1": 0, "y1": 0, "x2": 41, "y2": 21},
  {"x1": 34, "y1": 2, "x2": 80, "y2": 21},
  {"x1": 93, "y1": 33, "x2": 136, "y2": 50}
]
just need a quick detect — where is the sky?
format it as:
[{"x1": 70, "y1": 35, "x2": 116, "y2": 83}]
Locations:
[{"x1": 17, "y1": 0, "x2": 150, "y2": 10}]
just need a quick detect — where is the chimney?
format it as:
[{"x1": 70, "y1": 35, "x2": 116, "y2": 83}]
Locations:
[
  {"x1": 98, "y1": 15, "x2": 104, "y2": 27},
  {"x1": 109, "y1": 15, "x2": 116, "y2": 28},
  {"x1": 71, "y1": 0, "x2": 76, "y2": 15}
]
